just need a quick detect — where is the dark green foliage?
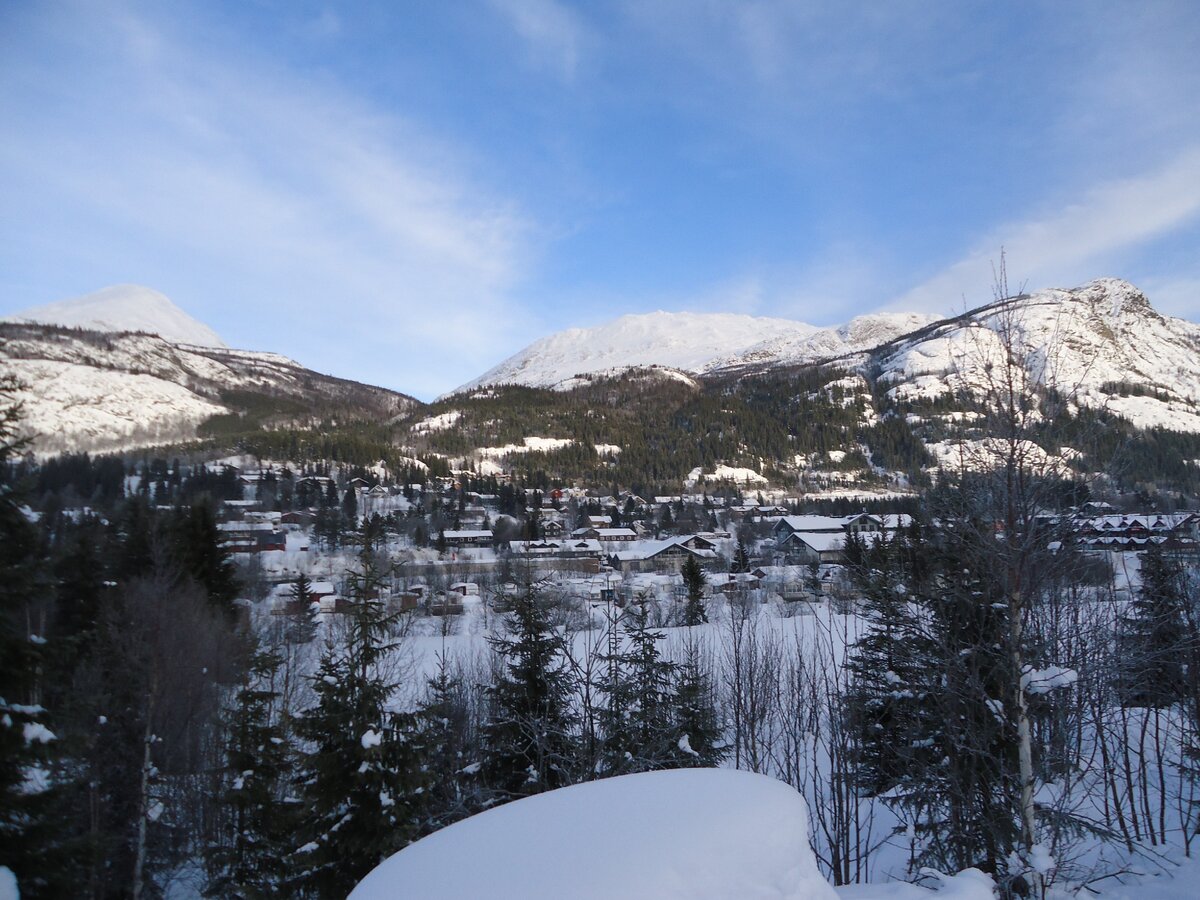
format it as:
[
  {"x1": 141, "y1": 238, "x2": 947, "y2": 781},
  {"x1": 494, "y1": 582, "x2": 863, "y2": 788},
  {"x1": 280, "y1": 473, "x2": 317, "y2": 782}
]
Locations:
[
  {"x1": 671, "y1": 637, "x2": 725, "y2": 768},
  {"x1": 681, "y1": 554, "x2": 708, "y2": 626},
  {"x1": 206, "y1": 645, "x2": 294, "y2": 898},
  {"x1": 1118, "y1": 543, "x2": 1190, "y2": 707},
  {"x1": 595, "y1": 601, "x2": 679, "y2": 775},
  {"x1": 173, "y1": 500, "x2": 240, "y2": 616},
  {"x1": 482, "y1": 580, "x2": 579, "y2": 801},
  {"x1": 415, "y1": 654, "x2": 479, "y2": 835},
  {"x1": 291, "y1": 551, "x2": 427, "y2": 898},
  {"x1": 843, "y1": 527, "x2": 938, "y2": 796}
]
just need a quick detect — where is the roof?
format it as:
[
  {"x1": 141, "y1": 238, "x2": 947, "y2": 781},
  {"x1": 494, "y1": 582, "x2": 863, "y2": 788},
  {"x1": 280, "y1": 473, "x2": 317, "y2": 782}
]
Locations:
[
  {"x1": 775, "y1": 515, "x2": 853, "y2": 533},
  {"x1": 610, "y1": 537, "x2": 720, "y2": 562},
  {"x1": 787, "y1": 532, "x2": 847, "y2": 553}
]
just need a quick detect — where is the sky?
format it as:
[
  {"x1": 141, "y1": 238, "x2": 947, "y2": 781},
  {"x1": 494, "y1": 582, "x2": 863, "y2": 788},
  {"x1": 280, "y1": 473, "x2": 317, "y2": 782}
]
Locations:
[{"x1": 2, "y1": 1, "x2": 1199, "y2": 400}]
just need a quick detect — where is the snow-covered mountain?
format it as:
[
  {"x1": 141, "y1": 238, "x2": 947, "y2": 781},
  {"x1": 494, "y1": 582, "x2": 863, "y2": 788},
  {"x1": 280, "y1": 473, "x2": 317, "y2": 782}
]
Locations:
[
  {"x1": 451, "y1": 311, "x2": 816, "y2": 394},
  {"x1": 1, "y1": 321, "x2": 415, "y2": 456},
  {"x1": 449, "y1": 309, "x2": 943, "y2": 395},
  {"x1": 872, "y1": 278, "x2": 1200, "y2": 433},
  {"x1": 4, "y1": 284, "x2": 227, "y2": 348}
]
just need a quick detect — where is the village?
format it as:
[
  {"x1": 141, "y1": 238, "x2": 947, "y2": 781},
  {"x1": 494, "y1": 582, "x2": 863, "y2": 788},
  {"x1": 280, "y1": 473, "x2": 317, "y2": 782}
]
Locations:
[{"x1": 206, "y1": 462, "x2": 1200, "y2": 621}]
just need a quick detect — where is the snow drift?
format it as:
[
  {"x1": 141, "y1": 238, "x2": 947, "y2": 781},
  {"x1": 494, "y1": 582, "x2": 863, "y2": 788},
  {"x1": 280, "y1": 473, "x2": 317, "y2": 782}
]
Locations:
[{"x1": 349, "y1": 768, "x2": 839, "y2": 900}]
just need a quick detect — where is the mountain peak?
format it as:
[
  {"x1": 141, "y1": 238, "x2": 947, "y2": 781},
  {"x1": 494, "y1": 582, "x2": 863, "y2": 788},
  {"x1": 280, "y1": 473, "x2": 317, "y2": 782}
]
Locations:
[{"x1": 5, "y1": 284, "x2": 227, "y2": 348}]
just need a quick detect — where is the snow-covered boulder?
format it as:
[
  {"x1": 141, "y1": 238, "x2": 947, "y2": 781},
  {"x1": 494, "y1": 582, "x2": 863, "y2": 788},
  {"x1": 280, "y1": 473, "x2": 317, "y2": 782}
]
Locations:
[{"x1": 350, "y1": 768, "x2": 838, "y2": 900}]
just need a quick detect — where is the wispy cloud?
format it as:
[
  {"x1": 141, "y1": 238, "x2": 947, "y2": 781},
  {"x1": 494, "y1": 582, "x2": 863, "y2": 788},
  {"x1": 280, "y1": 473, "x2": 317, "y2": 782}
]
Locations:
[
  {"x1": 0, "y1": 2, "x2": 537, "y2": 398},
  {"x1": 488, "y1": 0, "x2": 588, "y2": 81},
  {"x1": 889, "y1": 148, "x2": 1200, "y2": 314}
]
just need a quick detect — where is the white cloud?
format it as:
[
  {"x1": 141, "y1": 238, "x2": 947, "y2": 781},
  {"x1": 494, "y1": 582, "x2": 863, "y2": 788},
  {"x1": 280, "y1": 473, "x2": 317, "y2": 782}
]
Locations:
[
  {"x1": 890, "y1": 147, "x2": 1200, "y2": 314},
  {"x1": 488, "y1": 0, "x2": 587, "y2": 81},
  {"x1": 0, "y1": 2, "x2": 537, "y2": 398}
]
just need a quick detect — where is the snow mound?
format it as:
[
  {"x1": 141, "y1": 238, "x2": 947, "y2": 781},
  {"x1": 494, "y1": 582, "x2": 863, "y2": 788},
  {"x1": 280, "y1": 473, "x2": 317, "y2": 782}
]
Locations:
[
  {"x1": 7, "y1": 284, "x2": 227, "y2": 347},
  {"x1": 349, "y1": 769, "x2": 838, "y2": 900}
]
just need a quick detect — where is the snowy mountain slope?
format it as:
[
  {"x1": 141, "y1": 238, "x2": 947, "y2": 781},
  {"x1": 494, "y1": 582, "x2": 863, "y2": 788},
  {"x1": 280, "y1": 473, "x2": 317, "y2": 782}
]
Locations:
[
  {"x1": 5, "y1": 284, "x2": 228, "y2": 348},
  {"x1": 871, "y1": 278, "x2": 1200, "y2": 432},
  {"x1": 702, "y1": 311, "x2": 943, "y2": 373},
  {"x1": 1, "y1": 322, "x2": 416, "y2": 456},
  {"x1": 450, "y1": 311, "x2": 820, "y2": 394},
  {"x1": 450, "y1": 308, "x2": 946, "y2": 396}
]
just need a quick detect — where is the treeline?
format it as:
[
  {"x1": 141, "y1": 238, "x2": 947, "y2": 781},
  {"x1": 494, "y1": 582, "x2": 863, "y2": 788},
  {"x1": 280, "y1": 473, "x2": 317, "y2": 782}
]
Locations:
[{"x1": 1, "y1": 481, "x2": 244, "y2": 897}]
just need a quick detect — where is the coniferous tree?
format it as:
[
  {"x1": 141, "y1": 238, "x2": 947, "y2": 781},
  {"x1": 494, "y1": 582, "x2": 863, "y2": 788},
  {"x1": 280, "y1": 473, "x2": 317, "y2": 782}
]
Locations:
[
  {"x1": 681, "y1": 554, "x2": 708, "y2": 626},
  {"x1": 341, "y1": 484, "x2": 358, "y2": 526},
  {"x1": 621, "y1": 600, "x2": 678, "y2": 771},
  {"x1": 843, "y1": 528, "x2": 937, "y2": 796},
  {"x1": 415, "y1": 652, "x2": 477, "y2": 834},
  {"x1": 482, "y1": 579, "x2": 578, "y2": 801},
  {"x1": 291, "y1": 548, "x2": 426, "y2": 898},
  {"x1": 288, "y1": 573, "x2": 319, "y2": 644},
  {"x1": 173, "y1": 500, "x2": 239, "y2": 617},
  {"x1": 1118, "y1": 543, "x2": 1189, "y2": 707},
  {"x1": 595, "y1": 601, "x2": 677, "y2": 776},
  {"x1": 731, "y1": 530, "x2": 751, "y2": 574},
  {"x1": 206, "y1": 644, "x2": 293, "y2": 898},
  {"x1": 0, "y1": 373, "x2": 82, "y2": 897},
  {"x1": 670, "y1": 636, "x2": 725, "y2": 768}
]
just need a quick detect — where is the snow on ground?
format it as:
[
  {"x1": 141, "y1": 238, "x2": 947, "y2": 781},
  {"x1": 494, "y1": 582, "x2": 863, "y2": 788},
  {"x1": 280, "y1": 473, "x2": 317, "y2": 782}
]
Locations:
[
  {"x1": 6, "y1": 358, "x2": 227, "y2": 456},
  {"x1": 350, "y1": 769, "x2": 840, "y2": 900},
  {"x1": 686, "y1": 464, "x2": 769, "y2": 486},
  {"x1": 477, "y1": 436, "x2": 576, "y2": 457},
  {"x1": 924, "y1": 438, "x2": 1069, "y2": 475},
  {"x1": 410, "y1": 410, "x2": 461, "y2": 433}
]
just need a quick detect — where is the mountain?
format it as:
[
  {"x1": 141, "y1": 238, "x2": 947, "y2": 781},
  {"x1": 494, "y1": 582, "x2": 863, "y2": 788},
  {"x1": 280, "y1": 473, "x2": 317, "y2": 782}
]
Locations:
[
  {"x1": 870, "y1": 277, "x2": 1200, "y2": 433},
  {"x1": 448, "y1": 309, "x2": 941, "y2": 395},
  {"x1": 400, "y1": 277, "x2": 1200, "y2": 495},
  {"x1": 451, "y1": 311, "x2": 815, "y2": 394},
  {"x1": 4, "y1": 284, "x2": 228, "y2": 348},
  {"x1": 1, "y1": 321, "x2": 417, "y2": 456}
]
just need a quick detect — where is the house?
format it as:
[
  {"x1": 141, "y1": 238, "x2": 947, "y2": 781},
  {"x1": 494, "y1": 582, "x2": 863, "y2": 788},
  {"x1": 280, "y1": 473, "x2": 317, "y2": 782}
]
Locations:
[
  {"x1": 509, "y1": 539, "x2": 604, "y2": 559},
  {"x1": 217, "y1": 521, "x2": 286, "y2": 553},
  {"x1": 443, "y1": 529, "x2": 493, "y2": 547},
  {"x1": 428, "y1": 591, "x2": 464, "y2": 616},
  {"x1": 771, "y1": 513, "x2": 907, "y2": 563},
  {"x1": 780, "y1": 531, "x2": 848, "y2": 566},
  {"x1": 608, "y1": 536, "x2": 721, "y2": 575},
  {"x1": 572, "y1": 526, "x2": 637, "y2": 543},
  {"x1": 1070, "y1": 512, "x2": 1200, "y2": 553}
]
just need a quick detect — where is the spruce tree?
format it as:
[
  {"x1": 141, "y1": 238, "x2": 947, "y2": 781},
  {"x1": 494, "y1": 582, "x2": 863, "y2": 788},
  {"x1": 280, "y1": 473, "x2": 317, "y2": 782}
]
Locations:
[
  {"x1": 206, "y1": 644, "x2": 293, "y2": 898},
  {"x1": 680, "y1": 554, "x2": 708, "y2": 626},
  {"x1": 1118, "y1": 542, "x2": 1188, "y2": 707},
  {"x1": 731, "y1": 529, "x2": 751, "y2": 574},
  {"x1": 842, "y1": 528, "x2": 936, "y2": 796},
  {"x1": 482, "y1": 579, "x2": 578, "y2": 801},
  {"x1": 670, "y1": 636, "x2": 725, "y2": 768},
  {"x1": 0, "y1": 373, "x2": 84, "y2": 897},
  {"x1": 291, "y1": 549, "x2": 426, "y2": 898},
  {"x1": 415, "y1": 653, "x2": 477, "y2": 834},
  {"x1": 288, "y1": 574, "x2": 319, "y2": 644}
]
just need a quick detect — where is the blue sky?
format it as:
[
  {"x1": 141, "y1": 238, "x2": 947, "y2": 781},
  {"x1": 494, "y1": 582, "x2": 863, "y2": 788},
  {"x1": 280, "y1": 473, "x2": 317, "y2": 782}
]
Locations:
[{"x1": 2, "y1": 1, "x2": 1199, "y2": 400}]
